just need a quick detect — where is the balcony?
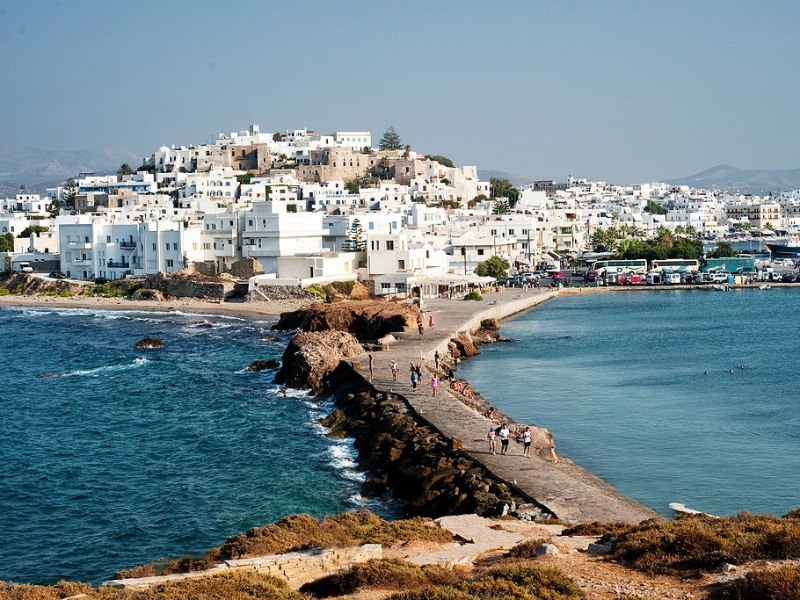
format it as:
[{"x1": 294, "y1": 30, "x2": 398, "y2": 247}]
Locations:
[
  {"x1": 68, "y1": 241, "x2": 92, "y2": 249},
  {"x1": 119, "y1": 241, "x2": 137, "y2": 249},
  {"x1": 107, "y1": 260, "x2": 130, "y2": 269}
]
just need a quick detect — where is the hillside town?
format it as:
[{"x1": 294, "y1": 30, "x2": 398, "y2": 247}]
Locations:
[{"x1": 4, "y1": 124, "x2": 800, "y2": 299}]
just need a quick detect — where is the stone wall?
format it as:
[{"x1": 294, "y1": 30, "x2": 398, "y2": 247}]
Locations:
[{"x1": 104, "y1": 544, "x2": 382, "y2": 590}]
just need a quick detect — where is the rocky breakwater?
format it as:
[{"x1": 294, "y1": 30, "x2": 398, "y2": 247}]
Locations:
[{"x1": 320, "y1": 382, "x2": 548, "y2": 519}]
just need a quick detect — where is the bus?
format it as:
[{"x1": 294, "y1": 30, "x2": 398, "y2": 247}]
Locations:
[
  {"x1": 592, "y1": 259, "x2": 648, "y2": 277},
  {"x1": 650, "y1": 259, "x2": 701, "y2": 273}
]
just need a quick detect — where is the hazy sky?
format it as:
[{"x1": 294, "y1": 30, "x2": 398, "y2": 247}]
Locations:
[{"x1": 2, "y1": 0, "x2": 798, "y2": 184}]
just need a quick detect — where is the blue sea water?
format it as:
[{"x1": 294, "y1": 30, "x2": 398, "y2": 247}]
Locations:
[
  {"x1": 457, "y1": 287, "x2": 800, "y2": 519},
  {"x1": 0, "y1": 306, "x2": 395, "y2": 586}
]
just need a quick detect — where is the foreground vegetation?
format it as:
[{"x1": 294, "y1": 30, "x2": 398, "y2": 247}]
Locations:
[{"x1": 5, "y1": 510, "x2": 800, "y2": 600}]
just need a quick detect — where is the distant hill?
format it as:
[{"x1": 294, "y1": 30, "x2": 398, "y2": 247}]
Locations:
[
  {"x1": 0, "y1": 145, "x2": 142, "y2": 197},
  {"x1": 665, "y1": 165, "x2": 800, "y2": 195},
  {"x1": 478, "y1": 170, "x2": 535, "y2": 189}
]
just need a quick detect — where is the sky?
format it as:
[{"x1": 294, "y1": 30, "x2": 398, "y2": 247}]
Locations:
[{"x1": 1, "y1": 0, "x2": 799, "y2": 185}]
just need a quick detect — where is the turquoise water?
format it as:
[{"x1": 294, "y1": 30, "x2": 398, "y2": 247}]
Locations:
[
  {"x1": 0, "y1": 306, "x2": 394, "y2": 586},
  {"x1": 456, "y1": 288, "x2": 800, "y2": 518}
]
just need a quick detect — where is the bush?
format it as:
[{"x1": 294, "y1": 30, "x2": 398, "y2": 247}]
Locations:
[
  {"x1": 709, "y1": 565, "x2": 800, "y2": 600},
  {"x1": 301, "y1": 558, "x2": 466, "y2": 597},
  {"x1": 507, "y1": 539, "x2": 549, "y2": 559},
  {"x1": 603, "y1": 511, "x2": 800, "y2": 574},
  {"x1": 463, "y1": 291, "x2": 483, "y2": 301},
  {"x1": 0, "y1": 287, "x2": 10, "y2": 296}
]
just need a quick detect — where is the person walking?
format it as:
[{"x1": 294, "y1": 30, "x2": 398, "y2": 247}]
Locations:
[
  {"x1": 487, "y1": 428, "x2": 497, "y2": 455},
  {"x1": 418, "y1": 323, "x2": 425, "y2": 340},
  {"x1": 430, "y1": 374, "x2": 439, "y2": 397},
  {"x1": 523, "y1": 427, "x2": 532, "y2": 458},
  {"x1": 411, "y1": 369, "x2": 418, "y2": 391},
  {"x1": 434, "y1": 350, "x2": 440, "y2": 370},
  {"x1": 390, "y1": 360, "x2": 398, "y2": 382},
  {"x1": 499, "y1": 423, "x2": 510, "y2": 455},
  {"x1": 368, "y1": 353, "x2": 374, "y2": 382},
  {"x1": 428, "y1": 314, "x2": 435, "y2": 329}
]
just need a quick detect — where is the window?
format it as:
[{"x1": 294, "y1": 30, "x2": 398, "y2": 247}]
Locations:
[
  {"x1": 386, "y1": 240, "x2": 394, "y2": 251},
  {"x1": 398, "y1": 259, "x2": 406, "y2": 270},
  {"x1": 203, "y1": 243, "x2": 210, "y2": 250},
  {"x1": 166, "y1": 259, "x2": 174, "y2": 268},
  {"x1": 152, "y1": 244, "x2": 156, "y2": 251},
  {"x1": 165, "y1": 243, "x2": 170, "y2": 251},
  {"x1": 478, "y1": 249, "x2": 485, "y2": 256},
  {"x1": 509, "y1": 229, "x2": 514, "y2": 235},
  {"x1": 107, "y1": 236, "x2": 111, "y2": 242}
]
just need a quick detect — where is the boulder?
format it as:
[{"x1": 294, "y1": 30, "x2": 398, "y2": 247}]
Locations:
[
  {"x1": 228, "y1": 258, "x2": 263, "y2": 279},
  {"x1": 448, "y1": 335, "x2": 480, "y2": 358},
  {"x1": 275, "y1": 330, "x2": 364, "y2": 394},
  {"x1": 246, "y1": 359, "x2": 280, "y2": 372},
  {"x1": 511, "y1": 424, "x2": 557, "y2": 463},
  {"x1": 134, "y1": 337, "x2": 163, "y2": 349},
  {"x1": 272, "y1": 301, "x2": 420, "y2": 341}
]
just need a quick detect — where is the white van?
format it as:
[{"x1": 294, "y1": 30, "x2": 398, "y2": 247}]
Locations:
[
  {"x1": 18, "y1": 262, "x2": 33, "y2": 273},
  {"x1": 664, "y1": 272, "x2": 681, "y2": 284}
]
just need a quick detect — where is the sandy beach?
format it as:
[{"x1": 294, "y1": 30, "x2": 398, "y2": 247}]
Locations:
[{"x1": 0, "y1": 294, "x2": 316, "y2": 320}]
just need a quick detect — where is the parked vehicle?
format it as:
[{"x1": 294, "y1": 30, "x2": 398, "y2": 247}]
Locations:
[
  {"x1": 94, "y1": 277, "x2": 110, "y2": 285},
  {"x1": 585, "y1": 269, "x2": 598, "y2": 282},
  {"x1": 18, "y1": 262, "x2": 33, "y2": 273},
  {"x1": 49, "y1": 271, "x2": 67, "y2": 279},
  {"x1": 664, "y1": 272, "x2": 682, "y2": 284},
  {"x1": 628, "y1": 273, "x2": 644, "y2": 285}
]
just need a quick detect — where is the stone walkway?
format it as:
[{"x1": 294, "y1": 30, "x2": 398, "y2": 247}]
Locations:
[{"x1": 355, "y1": 287, "x2": 661, "y2": 525}]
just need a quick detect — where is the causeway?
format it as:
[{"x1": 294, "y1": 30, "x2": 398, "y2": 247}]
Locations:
[{"x1": 356, "y1": 286, "x2": 661, "y2": 525}]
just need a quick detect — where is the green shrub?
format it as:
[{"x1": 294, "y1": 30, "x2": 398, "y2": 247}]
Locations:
[
  {"x1": 0, "y1": 287, "x2": 9, "y2": 296},
  {"x1": 463, "y1": 291, "x2": 483, "y2": 301}
]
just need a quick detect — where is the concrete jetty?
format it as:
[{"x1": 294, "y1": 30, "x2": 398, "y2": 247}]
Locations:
[{"x1": 355, "y1": 286, "x2": 661, "y2": 525}]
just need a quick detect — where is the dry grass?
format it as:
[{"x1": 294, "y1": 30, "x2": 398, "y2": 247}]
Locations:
[
  {"x1": 115, "y1": 510, "x2": 454, "y2": 579},
  {"x1": 708, "y1": 565, "x2": 800, "y2": 599},
  {"x1": 601, "y1": 511, "x2": 800, "y2": 574}
]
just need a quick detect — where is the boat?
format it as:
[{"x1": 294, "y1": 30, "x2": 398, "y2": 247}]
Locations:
[
  {"x1": 711, "y1": 284, "x2": 729, "y2": 291},
  {"x1": 765, "y1": 237, "x2": 800, "y2": 257}
]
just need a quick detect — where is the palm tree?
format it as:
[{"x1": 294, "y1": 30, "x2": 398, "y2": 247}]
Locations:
[{"x1": 117, "y1": 163, "x2": 134, "y2": 181}]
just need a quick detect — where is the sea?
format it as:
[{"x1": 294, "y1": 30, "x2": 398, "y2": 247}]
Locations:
[
  {"x1": 457, "y1": 286, "x2": 800, "y2": 520},
  {"x1": 2, "y1": 288, "x2": 800, "y2": 586},
  {"x1": 0, "y1": 306, "x2": 398, "y2": 586}
]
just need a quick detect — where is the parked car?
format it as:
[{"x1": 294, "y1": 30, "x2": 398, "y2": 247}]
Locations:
[
  {"x1": 18, "y1": 262, "x2": 33, "y2": 273},
  {"x1": 49, "y1": 271, "x2": 67, "y2": 279},
  {"x1": 94, "y1": 277, "x2": 110, "y2": 285}
]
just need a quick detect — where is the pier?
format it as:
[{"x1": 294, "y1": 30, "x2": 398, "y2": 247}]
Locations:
[{"x1": 355, "y1": 287, "x2": 661, "y2": 525}]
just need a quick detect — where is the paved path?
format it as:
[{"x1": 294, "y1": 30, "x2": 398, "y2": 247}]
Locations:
[{"x1": 355, "y1": 287, "x2": 661, "y2": 525}]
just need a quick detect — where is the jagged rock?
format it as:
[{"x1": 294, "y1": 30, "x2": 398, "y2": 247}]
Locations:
[
  {"x1": 275, "y1": 330, "x2": 364, "y2": 394},
  {"x1": 134, "y1": 337, "x2": 163, "y2": 349},
  {"x1": 246, "y1": 359, "x2": 280, "y2": 372},
  {"x1": 449, "y1": 335, "x2": 480, "y2": 358},
  {"x1": 587, "y1": 542, "x2": 613, "y2": 555},
  {"x1": 131, "y1": 288, "x2": 165, "y2": 301},
  {"x1": 513, "y1": 503, "x2": 549, "y2": 521},
  {"x1": 272, "y1": 300, "x2": 420, "y2": 341},
  {"x1": 349, "y1": 281, "x2": 371, "y2": 300}
]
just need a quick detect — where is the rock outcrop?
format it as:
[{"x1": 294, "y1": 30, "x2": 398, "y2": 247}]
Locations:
[
  {"x1": 448, "y1": 334, "x2": 480, "y2": 358},
  {"x1": 134, "y1": 337, "x2": 163, "y2": 349},
  {"x1": 272, "y1": 301, "x2": 419, "y2": 341},
  {"x1": 275, "y1": 330, "x2": 364, "y2": 393},
  {"x1": 246, "y1": 359, "x2": 281, "y2": 372}
]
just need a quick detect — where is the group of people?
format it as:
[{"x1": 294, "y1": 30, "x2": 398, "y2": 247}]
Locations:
[
  {"x1": 487, "y1": 423, "x2": 533, "y2": 457},
  {"x1": 449, "y1": 378, "x2": 474, "y2": 400}
]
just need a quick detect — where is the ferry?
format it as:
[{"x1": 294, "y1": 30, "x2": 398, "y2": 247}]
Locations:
[{"x1": 765, "y1": 237, "x2": 800, "y2": 257}]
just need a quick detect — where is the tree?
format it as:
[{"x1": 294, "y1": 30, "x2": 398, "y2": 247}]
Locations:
[
  {"x1": 490, "y1": 178, "x2": 519, "y2": 207},
  {"x1": 63, "y1": 178, "x2": 77, "y2": 209},
  {"x1": 644, "y1": 199, "x2": 668, "y2": 215},
  {"x1": 0, "y1": 232, "x2": 14, "y2": 252},
  {"x1": 361, "y1": 145, "x2": 374, "y2": 155},
  {"x1": 47, "y1": 198, "x2": 60, "y2": 218},
  {"x1": 341, "y1": 218, "x2": 366, "y2": 252},
  {"x1": 117, "y1": 163, "x2": 134, "y2": 180},
  {"x1": 344, "y1": 179, "x2": 360, "y2": 194},
  {"x1": 474, "y1": 255, "x2": 510, "y2": 280},
  {"x1": 492, "y1": 199, "x2": 510, "y2": 214},
  {"x1": 425, "y1": 155, "x2": 455, "y2": 168},
  {"x1": 707, "y1": 242, "x2": 739, "y2": 258},
  {"x1": 377, "y1": 126, "x2": 402, "y2": 151},
  {"x1": 19, "y1": 225, "x2": 49, "y2": 238}
]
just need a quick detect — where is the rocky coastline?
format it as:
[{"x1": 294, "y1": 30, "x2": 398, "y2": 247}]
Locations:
[{"x1": 273, "y1": 300, "x2": 555, "y2": 521}]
